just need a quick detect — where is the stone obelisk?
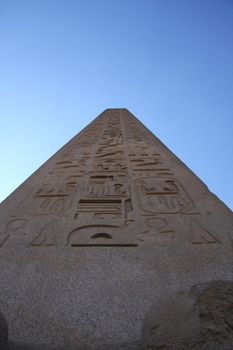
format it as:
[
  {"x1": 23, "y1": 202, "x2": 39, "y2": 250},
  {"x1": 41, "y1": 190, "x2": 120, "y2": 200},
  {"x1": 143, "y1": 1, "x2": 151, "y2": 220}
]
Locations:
[{"x1": 0, "y1": 109, "x2": 233, "y2": 350}]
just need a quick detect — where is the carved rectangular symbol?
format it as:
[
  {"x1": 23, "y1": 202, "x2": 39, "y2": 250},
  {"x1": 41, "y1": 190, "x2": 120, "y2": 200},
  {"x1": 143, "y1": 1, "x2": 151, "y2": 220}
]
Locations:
[{"x1": 135, "y1": 177, "x2": 194, "y2": 214}]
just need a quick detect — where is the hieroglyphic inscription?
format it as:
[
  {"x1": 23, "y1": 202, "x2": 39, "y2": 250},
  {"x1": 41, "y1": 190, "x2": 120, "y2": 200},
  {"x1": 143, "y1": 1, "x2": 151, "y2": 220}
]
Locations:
[
  {"x1": 120, "y1": 109, "x2": 219, "y2": 247},
  {"x1": 190, "y1": 219, "x2": 220, "y2": 244},
  {"x1": 2, "y1": 109, "x2": 223, "y2": 249},
  {"x1": 135, "y1": 177, "x2": 194, "y2": 214},
  {"x1": 136, "y1": 217, "x2": 175, "y2": 244},
  {"x1": 26, "y1": 178, "x2": 80, "y2": 215},
  {"x1": 18, "y1": 116, "x2": 108, "y2": 219},
  {"x1": 67, "y1": 224, "x2": 137, "y2": 247},
  {"x1": 69, "y1": 110, "x2": 136, "y2": 246},
  {"x1": 31, "y1": 221, "x2": 58, "y2": 246},
  {"x1": 0, "y1": 218, "x2": 29, "y2": 247}
]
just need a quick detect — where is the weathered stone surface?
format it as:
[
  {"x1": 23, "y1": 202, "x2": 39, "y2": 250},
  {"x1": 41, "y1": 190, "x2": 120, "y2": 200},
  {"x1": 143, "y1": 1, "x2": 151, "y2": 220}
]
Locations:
[
  {"x1": 142, "y1": 280, "x2": 233, "y2": 349},
  {"x1": 0, "y1": 109, "x2": 232, "y2": 349},
  {"x1": 0, "y1": 310, "x2": 8, "y2": 344}
]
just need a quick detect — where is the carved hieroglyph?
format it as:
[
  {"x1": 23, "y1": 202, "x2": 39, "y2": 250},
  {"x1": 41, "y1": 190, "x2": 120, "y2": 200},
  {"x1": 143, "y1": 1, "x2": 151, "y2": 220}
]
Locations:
[{"x1": 0, "y1": 109, "x2": 232, "y2": 349}]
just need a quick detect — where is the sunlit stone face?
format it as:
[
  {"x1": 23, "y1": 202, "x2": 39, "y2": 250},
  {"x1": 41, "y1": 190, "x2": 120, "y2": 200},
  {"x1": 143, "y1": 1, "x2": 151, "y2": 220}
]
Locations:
[{"x1": 0, "y1": 109, "x2": 232, "y2": 349}]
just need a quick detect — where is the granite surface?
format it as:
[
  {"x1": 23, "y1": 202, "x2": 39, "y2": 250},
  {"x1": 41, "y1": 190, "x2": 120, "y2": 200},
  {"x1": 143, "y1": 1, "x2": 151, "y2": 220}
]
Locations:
[{"x1": 0, "y1": 109, "x2": 232, "y2": 349}]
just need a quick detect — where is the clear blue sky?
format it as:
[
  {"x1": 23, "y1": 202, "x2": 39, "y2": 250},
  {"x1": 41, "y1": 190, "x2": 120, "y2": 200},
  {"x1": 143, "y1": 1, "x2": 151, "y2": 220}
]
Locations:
[{"x1": 0, "y1": 0, "x2": 232, "y2": 210}]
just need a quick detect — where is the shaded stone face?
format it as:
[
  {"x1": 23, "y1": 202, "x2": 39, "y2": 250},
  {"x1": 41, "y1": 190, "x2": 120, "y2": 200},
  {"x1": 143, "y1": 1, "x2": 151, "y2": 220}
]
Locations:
[
  {"x1": 142, "y1": 280, "x2": 233, "y2": 350},
  {"x1": 0, "y1": 108, "x2": 232, "y2": 349}
]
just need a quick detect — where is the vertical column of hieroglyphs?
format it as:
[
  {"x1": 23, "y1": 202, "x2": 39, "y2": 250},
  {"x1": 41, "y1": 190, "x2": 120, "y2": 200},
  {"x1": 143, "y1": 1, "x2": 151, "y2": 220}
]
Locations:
[
  {"x1": 0, "y1": 109, "x2": 220, "y2": 249},
  {"x1": 67, "y1": 109, "x2": 137, "y2": 247},
  {"x1": 0, "y1": 113, "x2": 108, "y2": 248},
  {"x1": 121, "y1": 109, "x2": 220, "y2": 247}
]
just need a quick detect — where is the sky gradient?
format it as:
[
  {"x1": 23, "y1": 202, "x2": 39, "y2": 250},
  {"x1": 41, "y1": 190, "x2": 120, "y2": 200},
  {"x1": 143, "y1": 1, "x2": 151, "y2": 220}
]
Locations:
[{"x1": 0, "y1": 0, "x2": 232, "y2": 210}]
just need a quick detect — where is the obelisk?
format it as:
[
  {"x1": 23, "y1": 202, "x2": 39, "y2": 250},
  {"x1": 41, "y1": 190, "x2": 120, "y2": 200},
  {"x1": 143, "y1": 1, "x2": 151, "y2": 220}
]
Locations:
[{"x1": 0, "y1": 109, "x2": 233, "y2": 350}]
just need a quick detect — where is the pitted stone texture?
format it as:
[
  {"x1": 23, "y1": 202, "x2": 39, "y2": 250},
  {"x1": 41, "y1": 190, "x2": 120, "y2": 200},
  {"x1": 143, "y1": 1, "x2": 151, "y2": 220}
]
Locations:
[
  {"x1": 142, "y1": 280, "x2": 233, "y2": 350},
  {"x1": 0, "y1": 310, "x2": 8, "y2": 344},
  {"x1": 194, "y1": 280, "x2": 233, "y2": 348},
  {"x1": 0, "y1": 109, "x2": 232, "y2": 349},
  {"x1": 4, "y1": 340, "x2": 142, "y2": 350}
]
